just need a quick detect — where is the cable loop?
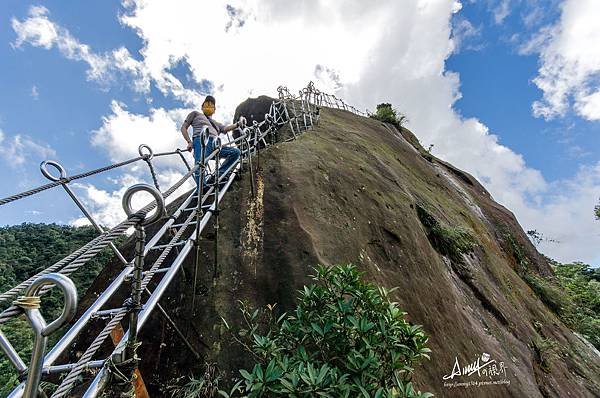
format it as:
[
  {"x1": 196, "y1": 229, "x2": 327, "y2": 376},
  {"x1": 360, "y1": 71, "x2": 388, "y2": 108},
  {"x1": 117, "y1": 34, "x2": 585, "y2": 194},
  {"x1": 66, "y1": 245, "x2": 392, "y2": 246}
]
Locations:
[
  {"x1": 122, "y1": 184, "x2": 166, "y2": 226},
  {"x1": 137, "y1": 144, "x2": 154, "y2": 160},
  {"x1": 40, "y1": 160, "x2": 67, "y2": 182}
]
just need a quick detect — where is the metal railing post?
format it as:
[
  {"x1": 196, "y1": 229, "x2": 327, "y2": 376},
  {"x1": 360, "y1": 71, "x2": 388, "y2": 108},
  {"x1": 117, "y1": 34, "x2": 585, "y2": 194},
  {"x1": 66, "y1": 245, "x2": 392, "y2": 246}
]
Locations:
[
  {"x1": 126, "y1": 223, "x2": 145, "y2": 361},
  {"x1": 40, "y1": 160, "x2": 128, "y2": 265},
  {"x1": 212, "y1": 137, "x2": 221, "y2": 279},
  {"x1": 17, "y1": 273, "x2": 78, "y2": 398},
  {"x1": 139, "y1": 144, "x2": 161, "y2": 192},
  {"x1": 120, "y1": 183, "x2": 165, "y2": 369}
]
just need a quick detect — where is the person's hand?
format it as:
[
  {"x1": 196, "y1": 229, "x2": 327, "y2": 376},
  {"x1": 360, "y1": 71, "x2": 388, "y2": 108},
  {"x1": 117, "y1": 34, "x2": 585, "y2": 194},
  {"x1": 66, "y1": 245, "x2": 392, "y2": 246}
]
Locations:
[
  {"x1": 237, "y1": 116, "x2": 247, "y2": 128},
  {"x1": 186, "y1": 141, "x2": 193, "y2": 152}
]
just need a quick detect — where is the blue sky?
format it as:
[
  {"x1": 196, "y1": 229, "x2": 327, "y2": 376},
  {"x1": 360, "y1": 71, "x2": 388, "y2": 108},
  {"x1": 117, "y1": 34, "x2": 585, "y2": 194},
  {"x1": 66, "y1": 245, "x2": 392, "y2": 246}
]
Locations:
[
  {"x1": 0, "y1": 0, "x2": 599, "y2": 265},
  {"x1": 447, "y1": 0, "x2": 600, "y2": 182}
]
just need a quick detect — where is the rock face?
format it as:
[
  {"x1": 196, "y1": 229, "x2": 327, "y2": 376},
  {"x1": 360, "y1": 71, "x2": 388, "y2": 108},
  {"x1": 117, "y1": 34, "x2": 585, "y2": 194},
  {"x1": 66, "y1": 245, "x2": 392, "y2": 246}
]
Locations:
[
  {"x1": 233, "y1": 95, "x2": 276, "y2": 125},
  {"x1": 79, "y1": 100, "x2": 600, "y2": 397}
]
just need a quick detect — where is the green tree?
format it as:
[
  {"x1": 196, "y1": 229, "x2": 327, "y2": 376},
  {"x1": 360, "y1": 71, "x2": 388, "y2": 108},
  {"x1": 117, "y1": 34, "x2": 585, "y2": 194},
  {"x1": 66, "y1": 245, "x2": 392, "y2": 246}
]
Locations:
[{"x1": 370, "y1": 103, "x2": 408, "y2": 128}]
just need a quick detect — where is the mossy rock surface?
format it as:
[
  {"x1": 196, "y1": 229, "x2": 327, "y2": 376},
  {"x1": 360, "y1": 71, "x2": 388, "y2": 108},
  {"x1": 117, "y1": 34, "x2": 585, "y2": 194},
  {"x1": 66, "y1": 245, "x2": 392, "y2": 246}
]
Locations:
[{"x1": 76, "y1": 104, "x2": 600, "y2": 397}]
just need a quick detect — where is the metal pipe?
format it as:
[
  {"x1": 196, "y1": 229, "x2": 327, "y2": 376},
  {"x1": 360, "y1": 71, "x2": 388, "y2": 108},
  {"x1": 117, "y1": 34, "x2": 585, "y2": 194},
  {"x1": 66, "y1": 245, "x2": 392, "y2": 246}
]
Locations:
[
  {"x1": 282, "y1": 101, "x2": 297, "y2": 139},
  {"x1": 0, "y1": 329, "x2": 27, "y2": 373},
  {"x1": 244, "y1": 137, "x2": 255, "y2": 197},
  {"x1": 42, "y1": 360, "x2": 104, "y2": 375},
  {"x1": 21, "y1": 274, "x2": 78, "y2": 398},
  {"x1": 125, "y1": 225, "x2": 145, "y2": 361},
  {"x1": 144, "y1": 190, "x2": 196, "y2": 254},
  {"x1": 91, "y1": 307, "x2": 128, "y2": 319},
  {"x1": 191, "y1": 128, "x2": 209, "y2": 316},
  {"x1": 173, "y1": 149, "x2": 192, "y2": 172},
  {"x1": 42, "y1": 266, "x2": 131, "y2": 367},
  {"x1": 40, "y1": 161, "x2": 128, "y2": 265},
  {"x1": 212, "y1": 140, "x2": 221, "y2": 280},
  {"x1": 61, "y1": 184, "x2": 128, "y2": 265}
]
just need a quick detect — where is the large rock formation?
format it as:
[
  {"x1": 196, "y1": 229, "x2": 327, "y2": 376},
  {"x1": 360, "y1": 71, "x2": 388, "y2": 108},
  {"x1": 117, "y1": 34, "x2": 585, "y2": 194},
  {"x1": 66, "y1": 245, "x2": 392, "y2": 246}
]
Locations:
[{"x1": 78, "y1": 100, "x2": 600, "y2": 397}]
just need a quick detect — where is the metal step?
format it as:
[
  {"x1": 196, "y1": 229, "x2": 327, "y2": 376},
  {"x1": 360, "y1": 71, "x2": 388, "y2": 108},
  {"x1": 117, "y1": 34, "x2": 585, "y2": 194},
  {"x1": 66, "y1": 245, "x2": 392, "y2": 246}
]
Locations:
[
  {"x1": 142, "y1": 267, "x2": 170, "y2": 277},
  {"x1": 171, "y1": 221, "x2": 197, "y2": 228},
  {"x1": 91, "y1": 307, "x2": 128, "y2": 319},
  {"x1": 183, "y1": 203, "x2": 213, "y2": 211},
  {"x1": 149, "y1": 240, "x2": 187, "y2": 251}
]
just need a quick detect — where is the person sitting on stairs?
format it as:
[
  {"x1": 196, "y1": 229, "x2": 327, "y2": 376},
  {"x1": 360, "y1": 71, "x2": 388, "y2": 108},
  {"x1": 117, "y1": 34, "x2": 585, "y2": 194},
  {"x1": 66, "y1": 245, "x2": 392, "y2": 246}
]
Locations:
[{"x1": 180, "y1": 95, "x2": 245, "y2": 190}]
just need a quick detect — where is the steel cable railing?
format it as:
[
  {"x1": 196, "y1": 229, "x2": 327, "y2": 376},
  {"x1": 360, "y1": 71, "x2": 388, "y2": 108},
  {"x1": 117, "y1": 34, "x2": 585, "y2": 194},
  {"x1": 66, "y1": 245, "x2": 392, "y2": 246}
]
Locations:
[
  {"x1": 0, "y1": 156, "x2": 144, "y2": 206},
  {"x1": 0, "y1": 81, "x2": 366, "y2": 398}
]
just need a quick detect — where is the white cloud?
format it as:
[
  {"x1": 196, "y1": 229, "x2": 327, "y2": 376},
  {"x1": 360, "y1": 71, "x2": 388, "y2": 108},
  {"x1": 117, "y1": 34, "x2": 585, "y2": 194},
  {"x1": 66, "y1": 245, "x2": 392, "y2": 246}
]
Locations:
[
  {"x1": 515, "y1": 162, "x2": 600, "y2": 265},
  {"x1": 12, "y1": 6, "x2": 111, "y2": 83},
  {"x1": 11, "y1": 6, "x2": 57, "y2": 49},
  {"x1": 25, "y1": 210, "x2": 42, "y2": 215},
  {"x1": 11, "y1": 6, "x2": 203, "y2": 105},
  {"x1": 72, "y1": 104, "x2": 197, "y2": 227},
  {"x1": 0, "y1": 128, "x2": 56, "y2": 167},
  {"x1": 451, "y1": 16, "x2": 482, "y2": 52},
  {"x1": 493, "y1": 0, "x2": 511, "y2": 24},
  {"x1": 31, "y1": 85, "x2": 39, "y2": 100},
  {"x1": 13, "y1": 1, "x2": 600, "y2": 264},
  {"x1": 91, "y1": 101, "x2": 190, "y2": 164},
  {"x1": 575, "y1": 90, "x2": 600, "y2": 121},
  {"x1": 524, "y1": 0, "x2": 600, "y2": 120},
  {"x1": 116, "y1": 0, "x2": 384, "y2": 119}
]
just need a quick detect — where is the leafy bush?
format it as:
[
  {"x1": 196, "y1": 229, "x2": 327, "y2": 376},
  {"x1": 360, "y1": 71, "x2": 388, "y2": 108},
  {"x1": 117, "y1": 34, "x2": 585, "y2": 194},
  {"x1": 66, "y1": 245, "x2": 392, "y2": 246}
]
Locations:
[
  {"x1": 217, "y1": 264, "x2": 432, "y2": 398},
  {"x1": 370, "y1": 104, "x2": 408, "y2": 129},
  {"x1": 170, "y1": 364, "x2": 224, "y2": 398},
  {"x1": 551, "y1": 261, "x2": 600, "y2": 349}
]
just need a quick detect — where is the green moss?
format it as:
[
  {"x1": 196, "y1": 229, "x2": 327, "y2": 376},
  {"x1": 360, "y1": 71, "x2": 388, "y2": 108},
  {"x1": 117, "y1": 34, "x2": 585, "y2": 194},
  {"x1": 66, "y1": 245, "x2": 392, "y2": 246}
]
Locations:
[
  {"x1": 504, "y1": 234, "x2": 600, "y2": 349},
  {"x1": 532, "y1": 336, "x2": 558, "y2": 373},
  {"x1": 522, "y1": 272, "x2": 571, "y2": 314},
  {"x1": 416, "y1": 205, "x2": 475, "y2": 263},
  {"x1": 504, "y1": 234, "x2": 569, "y2": 312}
]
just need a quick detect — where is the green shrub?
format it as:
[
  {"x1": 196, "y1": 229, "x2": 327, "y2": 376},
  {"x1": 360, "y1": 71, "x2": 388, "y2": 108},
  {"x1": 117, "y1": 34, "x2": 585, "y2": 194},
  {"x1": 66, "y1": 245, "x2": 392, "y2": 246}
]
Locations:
[
  {"x1": 218, "y1": 264, "x2": 432, "y2": 398},
  {"x1": 370, "y1": 104, "x2": 408, "y2": 129},
  {"x1": 504, "y1": 234, "x2": 600, "y2": 350},
  {"x1": 521, "y1": 272, "x2": 571, "y2": 315},
  {"x1": 416, "y1": 206, "x2": 475, "y2": 263},
  {"x1": 429, "y1": 224, "x2": 475, "y2": 263},
  {"x1": 169, "y1": 364, "x2": 223, "y2": 398},
  {"x1": 552, "y1": 261, "x2": 600, "y2": 349}
]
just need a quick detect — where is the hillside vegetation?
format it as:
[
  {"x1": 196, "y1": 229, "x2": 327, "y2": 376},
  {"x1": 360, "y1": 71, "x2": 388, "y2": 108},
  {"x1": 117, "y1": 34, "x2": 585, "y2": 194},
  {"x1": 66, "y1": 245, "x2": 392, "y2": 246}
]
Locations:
[{"x1": 0, "y1": 223, "x2": 114, "y2": 395}]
